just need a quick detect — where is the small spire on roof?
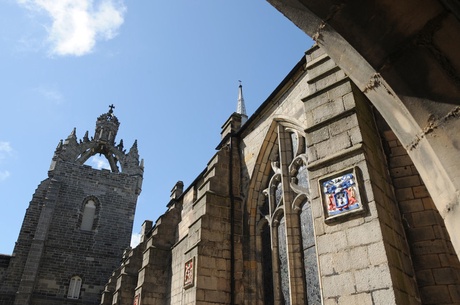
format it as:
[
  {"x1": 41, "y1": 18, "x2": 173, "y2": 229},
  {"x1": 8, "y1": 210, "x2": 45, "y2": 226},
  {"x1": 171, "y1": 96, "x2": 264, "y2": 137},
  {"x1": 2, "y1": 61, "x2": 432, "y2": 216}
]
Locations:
[{"x1": 237, "y1": 80, "x2": 248, "y2": 125}]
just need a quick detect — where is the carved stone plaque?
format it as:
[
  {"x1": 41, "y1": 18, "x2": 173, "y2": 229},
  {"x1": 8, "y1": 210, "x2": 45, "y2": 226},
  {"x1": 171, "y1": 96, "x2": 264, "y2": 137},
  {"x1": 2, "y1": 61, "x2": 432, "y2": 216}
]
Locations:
[
  {"x1": 183, "y1": 257, "x2": 195, "y2": 289},
  {"x1": 319, "y1": 167, "x2": 364, "y2": 222}
]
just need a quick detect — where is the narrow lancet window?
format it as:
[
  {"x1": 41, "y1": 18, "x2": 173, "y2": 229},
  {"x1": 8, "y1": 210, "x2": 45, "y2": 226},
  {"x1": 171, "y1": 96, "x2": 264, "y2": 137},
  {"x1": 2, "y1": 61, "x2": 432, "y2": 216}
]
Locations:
[
  {"x1": 67, "y1": 276, "x2": 82, "y2": 299},
  {"x1": 81, "y1": 200, "x2": 96, "y2": 231}
]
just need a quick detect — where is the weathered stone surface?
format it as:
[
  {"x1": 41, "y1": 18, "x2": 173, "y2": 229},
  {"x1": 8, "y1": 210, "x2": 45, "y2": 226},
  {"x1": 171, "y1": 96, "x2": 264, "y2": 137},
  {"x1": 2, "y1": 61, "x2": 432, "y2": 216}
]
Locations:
[{"x1": 0, "y1": 109, "x2": 143, "y2": 305}]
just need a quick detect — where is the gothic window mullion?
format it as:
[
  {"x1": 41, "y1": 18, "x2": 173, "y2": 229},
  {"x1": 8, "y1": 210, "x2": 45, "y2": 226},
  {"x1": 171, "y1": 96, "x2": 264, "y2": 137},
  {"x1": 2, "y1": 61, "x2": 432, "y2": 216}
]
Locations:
[
  {"x1": 289, "y1": 132, "x2": 321, "y2": 304},
  {"x1": 270, "y1": 219, "x2": 284, "y2": 305},
  {"x1": 277, "y1": 125, "x2": 306, "y2": 305},
  {"x1": 260, "y1": 122, "x2": 320, "y2": 305}
]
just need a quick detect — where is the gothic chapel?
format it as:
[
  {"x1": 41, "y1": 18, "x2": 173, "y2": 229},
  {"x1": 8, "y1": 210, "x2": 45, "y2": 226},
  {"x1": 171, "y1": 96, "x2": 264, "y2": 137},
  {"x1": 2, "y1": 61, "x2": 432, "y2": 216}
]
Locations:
[
  {"x1": 101, "y1": 45, "x2": 460, "y2": 305},
  {"x1": 0, "y1": 107, "x2": 143, "y2": 305},
  {"x1": 1, "y1": 43, "x2": 460, "y2": 305}
]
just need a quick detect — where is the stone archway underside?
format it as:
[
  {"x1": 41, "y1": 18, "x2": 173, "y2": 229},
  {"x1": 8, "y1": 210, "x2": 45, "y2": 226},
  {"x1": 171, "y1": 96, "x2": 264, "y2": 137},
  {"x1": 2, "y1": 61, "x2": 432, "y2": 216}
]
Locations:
[{"x1": 267, "y1": 0, "x2": 460, "y2": 257}]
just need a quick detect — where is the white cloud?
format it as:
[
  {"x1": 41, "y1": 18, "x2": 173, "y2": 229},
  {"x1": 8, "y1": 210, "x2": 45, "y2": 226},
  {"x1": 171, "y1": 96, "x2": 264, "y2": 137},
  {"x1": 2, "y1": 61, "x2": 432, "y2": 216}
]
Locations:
[
  {"x1": 130, "y1": 233, "x2": 141, "y2": 248},
  {"x1": 0, "y1": 142, "x2": 13, "y2": 161},
  {"x1": 35, "y1": 85, "x2": 63, "y2": 104},
  {"x1": 0, "y1": 142, "x2": 13, "y2": 182},
  {"x1": 89, "y1": 155, "x2": 110, "y2": 170},
  {"x1": 0, "y1": 142, "x2": 13, "y2": 155},
  {"x1": 0, "y1": 170, "x2": 10, "y2": 182},
  {"x1": 17, "y1": 0, "x2": 126, "y2": 56}
]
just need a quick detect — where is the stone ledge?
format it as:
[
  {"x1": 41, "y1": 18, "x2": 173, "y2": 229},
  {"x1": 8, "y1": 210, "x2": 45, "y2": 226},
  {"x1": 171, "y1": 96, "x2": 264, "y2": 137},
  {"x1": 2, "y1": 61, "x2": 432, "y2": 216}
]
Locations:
[
  {"x1": 306, "y1": 52, "x2": 329, "y2": 69},
  {"x1": 307, "y1": 143, "x2": 363, "y2": 171},
  {"x1": 302, "y1": 76, "x2": 351, "y2": 105},
  {"x1": 305, "y1": 108, "x2": 356, "y2": 133}
]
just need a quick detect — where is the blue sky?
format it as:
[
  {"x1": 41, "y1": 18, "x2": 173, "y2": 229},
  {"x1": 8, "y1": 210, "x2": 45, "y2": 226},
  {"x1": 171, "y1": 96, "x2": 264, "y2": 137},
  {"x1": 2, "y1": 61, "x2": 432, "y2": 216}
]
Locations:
[{"x1": 0, "y1": 0, "x2": 313, "y2": 254}]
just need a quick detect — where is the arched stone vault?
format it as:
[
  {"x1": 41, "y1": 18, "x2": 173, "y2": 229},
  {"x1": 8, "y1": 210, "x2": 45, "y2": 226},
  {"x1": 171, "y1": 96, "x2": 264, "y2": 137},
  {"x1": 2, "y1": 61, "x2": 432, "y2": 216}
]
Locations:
[{"x1": 267, "y1": 0, "x2": 460, "y2": 256}]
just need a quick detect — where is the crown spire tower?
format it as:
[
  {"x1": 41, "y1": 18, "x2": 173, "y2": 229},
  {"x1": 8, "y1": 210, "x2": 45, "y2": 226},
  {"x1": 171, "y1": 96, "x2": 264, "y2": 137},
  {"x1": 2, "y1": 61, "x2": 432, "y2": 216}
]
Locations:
[{"x1": 94, "y1": 104, "x2": 119, "y2": 145}]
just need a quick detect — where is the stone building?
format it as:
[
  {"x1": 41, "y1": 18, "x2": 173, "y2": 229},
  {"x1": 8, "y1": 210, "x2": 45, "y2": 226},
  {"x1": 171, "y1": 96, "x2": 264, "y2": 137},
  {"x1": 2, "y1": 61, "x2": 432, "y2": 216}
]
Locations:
[
  {"x1": 101, "y1": 45, "x2": 460, "y2": 305},
  {"x1": 0, "y1": 108, "x2": 143, "y2": 305}
]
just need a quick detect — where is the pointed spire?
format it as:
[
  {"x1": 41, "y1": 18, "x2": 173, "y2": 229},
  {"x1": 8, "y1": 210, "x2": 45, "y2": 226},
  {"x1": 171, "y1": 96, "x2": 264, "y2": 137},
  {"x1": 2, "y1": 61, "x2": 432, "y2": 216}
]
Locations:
[
  {"x1": 64, "y1": 128, "x2": 78, "y2": 145},
  {"x1": 128, "y1": 140, "x2": 139, "y2": 160},
  {"x1": 83, "y1": 131, "x2": 89, "y2": 142},
  {"x1": 237, "y1": 80, "x2": 248, "y2": 125},
  {"x1": 68, "y1": 128, "x2": 76, "y2": 139}
]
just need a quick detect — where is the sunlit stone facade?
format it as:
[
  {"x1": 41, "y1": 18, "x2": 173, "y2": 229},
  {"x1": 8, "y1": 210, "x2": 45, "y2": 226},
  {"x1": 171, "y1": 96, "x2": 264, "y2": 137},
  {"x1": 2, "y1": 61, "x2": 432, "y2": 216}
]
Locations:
[{"x1": 102, "y1": 45, "x2": 460, "y2": 305}]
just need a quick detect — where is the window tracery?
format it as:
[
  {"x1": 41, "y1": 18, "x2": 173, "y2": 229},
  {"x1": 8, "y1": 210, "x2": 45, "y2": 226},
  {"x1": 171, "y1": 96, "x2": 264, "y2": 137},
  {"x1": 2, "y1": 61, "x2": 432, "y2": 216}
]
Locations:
[{"x1": 259, "y1": 123, "x2": 320, "y2": 304}]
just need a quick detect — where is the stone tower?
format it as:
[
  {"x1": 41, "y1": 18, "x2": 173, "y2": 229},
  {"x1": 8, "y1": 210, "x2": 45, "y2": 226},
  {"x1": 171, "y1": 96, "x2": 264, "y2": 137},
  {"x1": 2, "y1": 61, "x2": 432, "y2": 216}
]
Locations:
[{"x1": 0, "y1": 106, "x2": 143, "y2": 305}]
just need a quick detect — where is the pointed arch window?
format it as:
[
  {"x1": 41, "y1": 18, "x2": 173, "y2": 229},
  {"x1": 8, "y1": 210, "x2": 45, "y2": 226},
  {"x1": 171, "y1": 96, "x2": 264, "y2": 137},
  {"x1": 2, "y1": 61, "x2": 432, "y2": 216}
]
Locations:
[
  {"x1": 259, "y1": 123, "x2": 320, "y2": 304},
  {"x1": 67, "y1": 276, "x2": 82, "y2": 299},
  {"x1": 80, "y1": 198, "x2": 99, "y2": 231}
]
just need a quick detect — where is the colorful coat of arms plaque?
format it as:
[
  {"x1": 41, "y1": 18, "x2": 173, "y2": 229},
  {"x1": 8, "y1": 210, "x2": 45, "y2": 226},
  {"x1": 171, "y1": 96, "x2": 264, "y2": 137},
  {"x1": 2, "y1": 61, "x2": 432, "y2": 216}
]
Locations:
[
  {"x1": 183, "y1": 257, "x2": 195, "y2": 289},
  {"x1": 320, "y1": 168, "x2": 364, "y2": 222}
]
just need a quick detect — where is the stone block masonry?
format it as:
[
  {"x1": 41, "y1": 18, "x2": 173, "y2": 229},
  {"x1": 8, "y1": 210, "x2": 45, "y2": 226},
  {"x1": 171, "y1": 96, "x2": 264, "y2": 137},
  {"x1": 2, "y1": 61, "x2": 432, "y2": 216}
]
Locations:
[
  {"x1": 382, "y1": 129, "x2": 460, "y2": 305},
  {"x1": 303, "y1": 45, "x2": 420, "y2": 305},
  {"x1": 97, "y1": 45, "x2": 460, "y2": 305},
  {"x1": 0, "y1": 109, "x2": 143, "y2": 305}
]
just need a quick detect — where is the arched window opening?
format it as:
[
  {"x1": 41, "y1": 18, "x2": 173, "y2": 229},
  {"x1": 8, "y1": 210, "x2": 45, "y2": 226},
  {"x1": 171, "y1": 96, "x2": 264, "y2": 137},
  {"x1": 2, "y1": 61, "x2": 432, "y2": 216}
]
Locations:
[
  {"x1": 81, "y1": 200, "x2": 96, "y2": 231},
  {"x1": 84, "y1": 155, "x2": 111, "y2": 170},
  {"x1": 258, "y1": 122, "x2": 321, "y2": 304},
  {"x1": 67, "y1": 276, "x2": 82, "y2": 299}
]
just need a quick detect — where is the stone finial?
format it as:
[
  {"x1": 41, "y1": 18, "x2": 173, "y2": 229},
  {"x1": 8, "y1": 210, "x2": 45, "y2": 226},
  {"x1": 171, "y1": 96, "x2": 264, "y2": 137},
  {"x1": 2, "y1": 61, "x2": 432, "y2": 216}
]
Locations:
[
  {"x1": 128, "y1": 140, "x2": 139, "y2": 160},
  {"x1": 117, "y1": 139, "x2": 124, "y2": 151},
  {"x1": 83, "y1": 131, "x2": 89, "y2": 142},
  {"x1": 140, "y1": 158, "x2": 144, "y2": 169},
  {"x1": 56, "y1": 139, "x2": 63, "y2": 151},
  {"x1": 170, "y1": 181, "x2": 184, "y2": 200},
  {"x1": 140, "y1": 220, "x2": 153, "y2": 243},
  {"x1": 67, "y1": 128, "x2": 76, "y2": 139},
  {"x1": 64, "y1": 128, "x2": 78, "y2": 146}
]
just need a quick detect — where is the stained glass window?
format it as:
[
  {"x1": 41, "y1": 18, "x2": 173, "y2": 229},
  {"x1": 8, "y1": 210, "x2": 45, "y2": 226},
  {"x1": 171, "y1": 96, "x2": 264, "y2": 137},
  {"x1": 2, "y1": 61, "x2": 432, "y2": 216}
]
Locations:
[{"x1": 260, "y1": 124, "x2": 320, "y2": 304}]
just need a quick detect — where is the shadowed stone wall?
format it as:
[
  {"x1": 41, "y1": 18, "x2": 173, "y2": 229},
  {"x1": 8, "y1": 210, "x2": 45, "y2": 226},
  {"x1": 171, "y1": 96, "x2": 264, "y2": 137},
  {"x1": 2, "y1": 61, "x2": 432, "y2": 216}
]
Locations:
[{"x1": 0, "y1": 109, "x2": 143, "y2": 305}]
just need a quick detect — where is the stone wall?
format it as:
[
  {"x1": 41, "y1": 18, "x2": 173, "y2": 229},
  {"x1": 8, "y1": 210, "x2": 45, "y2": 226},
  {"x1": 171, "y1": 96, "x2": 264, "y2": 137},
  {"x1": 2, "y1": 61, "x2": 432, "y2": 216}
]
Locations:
[
  {"x1": 99, "y1": 45, "x2": 460, "y2": 304},
  {"x1": 301, "y1": 45, "x2": 419, "y2": 305},
  {"x1": 0, "y1": 110, "x2": 143, "y2": 305},
  {"x1": 382, "y1": 129, "x2": 460, "y2": 305},
  {"x1": 0, "y1": 162, "x2": 141, "y2": 305},
  {"x1": 0, "y1": 180, "x2": 49, "y2": 303},
  {"x1": 0, "y1": 256, "x2": 11, "y2": 284}
]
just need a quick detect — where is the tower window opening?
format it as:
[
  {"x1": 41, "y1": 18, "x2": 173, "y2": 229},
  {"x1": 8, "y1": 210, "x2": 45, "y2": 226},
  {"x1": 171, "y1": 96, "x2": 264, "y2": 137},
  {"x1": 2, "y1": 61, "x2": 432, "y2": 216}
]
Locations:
[
  {"x1": 81, "y1": 200, "x2": 96, "y2": 231},
  {"x1": 67, "y1": 276, "x2": 82, "y2": 299}
]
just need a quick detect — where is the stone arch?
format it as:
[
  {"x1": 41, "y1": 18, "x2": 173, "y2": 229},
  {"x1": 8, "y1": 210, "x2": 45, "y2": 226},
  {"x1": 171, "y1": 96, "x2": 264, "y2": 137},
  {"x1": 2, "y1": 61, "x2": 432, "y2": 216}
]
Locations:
[
  {"x1": 244, "y1": 116, "x2": 314, "y2": 303},
  {"x1": 75, "y1": 143, "x2": 126, "y2": 173},
  {"x1": 268, "y1": 0, "x2": 460, "y2": 256}
]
